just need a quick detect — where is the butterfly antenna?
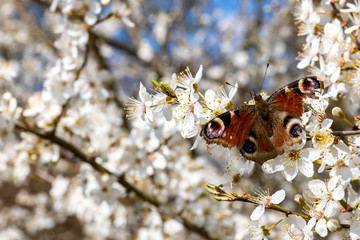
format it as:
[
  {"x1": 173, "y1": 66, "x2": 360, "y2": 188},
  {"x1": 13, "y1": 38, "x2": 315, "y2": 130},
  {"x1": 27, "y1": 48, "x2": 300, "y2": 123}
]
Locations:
[{"x1": 261, "y1": 61, "x2": 270, "y2": 90}]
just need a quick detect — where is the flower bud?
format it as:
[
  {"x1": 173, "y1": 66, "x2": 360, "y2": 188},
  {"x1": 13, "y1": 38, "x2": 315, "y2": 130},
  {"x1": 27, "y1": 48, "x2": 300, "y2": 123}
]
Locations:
[
  {"x1": 332, "y1": 107, "x2": 345, "y2": 119},
  {"x1": 294, "y1": 194, "x2": 305, "y2": 207},
  {"x1": 327, "y1": 219, "x2": 342, "y2": 232}
]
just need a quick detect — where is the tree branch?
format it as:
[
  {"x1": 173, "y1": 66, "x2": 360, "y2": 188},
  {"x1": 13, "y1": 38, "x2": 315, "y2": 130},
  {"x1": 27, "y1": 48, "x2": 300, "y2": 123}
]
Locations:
[
  {"x1": 333, "y1": 130, "x2": 360, "y2": 137},
  {"x1": 15, "y1": 123, "x2": 216, "y2": 240}
]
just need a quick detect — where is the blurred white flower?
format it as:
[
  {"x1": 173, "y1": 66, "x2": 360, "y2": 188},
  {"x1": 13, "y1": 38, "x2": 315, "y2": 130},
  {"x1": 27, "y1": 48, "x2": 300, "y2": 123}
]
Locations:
[
  {"x1": 74, "y1": 69, "x2": 110, "y2": 101},
  {"x1": 0, "y1": 60, "x2": 17, "y2": 81},
  {"x1": 341, "y1": 0, "x2": 360, "y2": 13},
  {"x1": 115, "y1": 3, "x2": 135, "y2": 28},
  {"x1": 84, "y1": 2, "x2": 101, "y2": 26}
]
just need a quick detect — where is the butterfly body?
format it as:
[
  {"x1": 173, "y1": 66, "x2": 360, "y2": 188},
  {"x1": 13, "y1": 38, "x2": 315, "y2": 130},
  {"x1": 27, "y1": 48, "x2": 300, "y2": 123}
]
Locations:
[{"x1": 200, "y1": 76, "x2": 324, "y2": 165}]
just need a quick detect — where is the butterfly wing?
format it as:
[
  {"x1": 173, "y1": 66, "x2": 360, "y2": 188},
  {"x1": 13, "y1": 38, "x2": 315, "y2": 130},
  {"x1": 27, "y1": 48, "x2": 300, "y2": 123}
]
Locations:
[
  {"x1": 267, "y1": 76, "x2": 323, "y2": 115},
  {"x1": 200, "y1": 76, "x2": 324, "y2": 165},
  {"x1": 239, "y1": 116, "x2": 278, "y2": 165},
  {"x1": 200, "y1": 106, "x2": 256, "y2": 149},
  {"x1": 268, "y1": 76, "x2": 324, "y2": 152}
]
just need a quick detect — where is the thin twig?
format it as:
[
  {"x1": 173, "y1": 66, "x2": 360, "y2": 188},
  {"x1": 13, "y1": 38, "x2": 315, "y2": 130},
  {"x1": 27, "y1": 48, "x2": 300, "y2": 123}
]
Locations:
[
  {"x1": 50, "y1": 34, "x2": 91, "y2": 135},
  {"x1": 333, "y1": 130, "x2": 360, "y2": 137}
]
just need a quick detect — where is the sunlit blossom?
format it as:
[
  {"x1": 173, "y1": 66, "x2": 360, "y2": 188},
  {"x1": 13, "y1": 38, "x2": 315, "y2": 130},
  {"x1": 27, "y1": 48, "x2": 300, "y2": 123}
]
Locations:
[
  {"x1": 308, "y1": 176, "x2": 344, "y2": 218},
  {"x1": 125, "y1": 82, "x2": 154, "y2": 126},
  {"x1": 249, "y1": 189, "x2": 285, "y2": 221}
]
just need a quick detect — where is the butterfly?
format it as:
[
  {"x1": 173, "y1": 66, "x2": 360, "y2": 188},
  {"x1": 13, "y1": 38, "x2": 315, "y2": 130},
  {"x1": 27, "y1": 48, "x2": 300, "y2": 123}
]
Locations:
[{"x1": 200, "y1": 76, "x2": 324, "y2": 165}]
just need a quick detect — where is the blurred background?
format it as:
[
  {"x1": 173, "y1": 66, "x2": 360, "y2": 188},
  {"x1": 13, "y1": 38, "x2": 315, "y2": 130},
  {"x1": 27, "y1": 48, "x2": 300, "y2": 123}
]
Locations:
[{"x1": 2, "y1": 0, "x2": 303, "y2": 100}]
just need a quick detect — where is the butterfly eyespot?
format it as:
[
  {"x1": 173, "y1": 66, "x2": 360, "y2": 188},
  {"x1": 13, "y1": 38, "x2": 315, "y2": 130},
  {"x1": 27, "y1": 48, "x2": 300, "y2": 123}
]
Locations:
[
  {"x1": 289, "y1": 124, "x2": 302, "y2": 138},
  {"x1": 204, "y1": 118, "x2": 225, "y2": 139},
  {"x1": 242, "y1": 139, "x2": 256, "y2": 153}
]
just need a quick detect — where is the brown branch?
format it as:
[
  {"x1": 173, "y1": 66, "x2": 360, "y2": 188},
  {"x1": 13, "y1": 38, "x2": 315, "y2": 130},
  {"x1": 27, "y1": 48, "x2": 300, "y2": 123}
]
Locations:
[
  {"x1": 15, "y1": 123, "x2": 161, "y2": 206},
  {"x1": 50, "y1": 33, "x2": 91, "y2": 135},
  {"x1": 15, "y1": 123, "x2": 216, "y2": 240},
  {"x1": 333, "y1": 130, "x2": 360, "y2": 137}
]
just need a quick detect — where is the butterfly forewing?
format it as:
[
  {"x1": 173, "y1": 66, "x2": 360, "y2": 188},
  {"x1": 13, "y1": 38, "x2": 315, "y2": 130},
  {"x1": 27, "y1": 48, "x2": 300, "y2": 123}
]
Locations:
[{"x1": 201, "y1": 107, "x2": 255, "y2": 149}]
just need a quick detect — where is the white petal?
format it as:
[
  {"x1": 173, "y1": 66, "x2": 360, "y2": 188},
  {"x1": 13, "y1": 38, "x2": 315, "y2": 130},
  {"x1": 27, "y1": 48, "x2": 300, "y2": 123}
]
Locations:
[
  {"x1": 332, "y1": 185, "x2": 345, "y2": 200},
  {"x1": 322, "y1": 118, "x2": 333, "y2": 129},
  {"x1": 303, "y1": 148, "x2": 320, "y2": 161},
  {"x1": 145, "y1": 107, "x2": 153, "y2": 122},
  {"x1": 283, "y1": 164, "x2": 298, "y2": 182},
  {"x1": 271, "y1": 157, "x2": 285, "y2": 172},
  {"x1": 297, "y1": 57, "x2": 311, "y2": 69},
  {"x1": 308, "y1": 179, "x2": 326, "y2": 197},
  {"x1": 205, "y1": 90, "x2": 216, "y2": 101},
  {"x1": 271, "y1": 189, "x2": 286, "y2": 204},
  {"x1": 328, "y1": 175, "x2": 341, "y2": 191},
  {"x1": 324, "y1": 200, "x2": 339, "y2": 218},
  {"x1": 315, "y1": 218, "x2": 328, "y2": 237},
  {"x1": 139, "y1": 82, "x2": 147, "y2": 98},
  {"x1": 190, "y1": 134, "x2": 201, "y2": 150},
  {"x1": 228, "y1": 83, "x2": 238, "y2": 99},
  {"x1": 307, "y1": 217, "x2": 317, "y2": 230},
  {"x1": 194, "y1": 65, "x2": 203, "y2": 83},
  {"x1": 299, "y1": 160, "x2": 314, "y2": 177},
  {"x1": 262, "y1": 160, "x2": 275, "y2": 174},
  {"x1": 345, "y1": 25, "x2": 358, "y2": 34},
  {"x1": 292, "y1": 215, "x2": 306, "y2": 228},
  {"x1": 250, "y1": 205, "x2": 265, "y2": 221},
  {"x1": 350, "y1": 221, "x2": 360, "y2": 240}
]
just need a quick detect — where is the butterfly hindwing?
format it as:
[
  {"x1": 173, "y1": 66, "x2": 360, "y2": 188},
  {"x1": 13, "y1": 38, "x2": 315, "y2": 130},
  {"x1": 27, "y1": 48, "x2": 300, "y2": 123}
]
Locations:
[{"x1": 268, "y1": 76, "x2": 324, "y2": 154}]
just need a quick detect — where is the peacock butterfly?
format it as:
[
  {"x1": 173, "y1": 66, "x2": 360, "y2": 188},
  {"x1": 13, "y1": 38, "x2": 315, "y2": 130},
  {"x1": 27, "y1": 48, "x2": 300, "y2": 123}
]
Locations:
[{"x1": 200, "y1": 76, "x2": 324, "y2": 165}]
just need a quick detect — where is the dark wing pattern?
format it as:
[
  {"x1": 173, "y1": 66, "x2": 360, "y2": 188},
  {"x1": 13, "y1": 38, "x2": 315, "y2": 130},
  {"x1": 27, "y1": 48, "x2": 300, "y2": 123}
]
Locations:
[{"x1": 200, "y1": 107, "x2": 255, "y2": 149}]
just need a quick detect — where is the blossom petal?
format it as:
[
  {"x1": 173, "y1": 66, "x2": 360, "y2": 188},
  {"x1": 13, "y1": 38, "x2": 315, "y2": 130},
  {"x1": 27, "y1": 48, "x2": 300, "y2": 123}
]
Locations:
[
  {"x1": 299, "y1": 159, "x2": 314, "y2": 177},
  {"x1": 283, "y1": 164, "x2": 298, "y2": 182},
  {"x1": 271, "y1": 189, "x2": 286, "y2": 204},
  {"x1": 328, "y1": 175, "x2": 340, "y2": 191},
  {"x1": 315, "y1": 218, "x2": 328, "y2": 237},
  {"x1": 350, "y1": 221, "x2": 360, "y2": 240},
  {"x1": 250, "y1": 205, "x2": 265, "y2": 221},
  {"x1": 324, "y1": 200, "x2": 339, "y2": 218},
  {"x1": 194, "y1": 65, "x2": 203, "y2": 83},
  {"x1": 308, "y1": 179, "x2": 326, "y2": 197},
  {"x1": 332, "y1": 185, "x2": 345, "y2": 200}
]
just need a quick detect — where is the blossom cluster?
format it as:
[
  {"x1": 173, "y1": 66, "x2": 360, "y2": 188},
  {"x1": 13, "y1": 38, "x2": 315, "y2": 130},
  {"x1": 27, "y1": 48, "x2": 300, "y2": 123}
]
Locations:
[
  {"x1": 0, "y1": 0, "x2": 360, "y2": 239},
  {"x1": 124, "y1": 0, "x2": 360, "y2": 239}
]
